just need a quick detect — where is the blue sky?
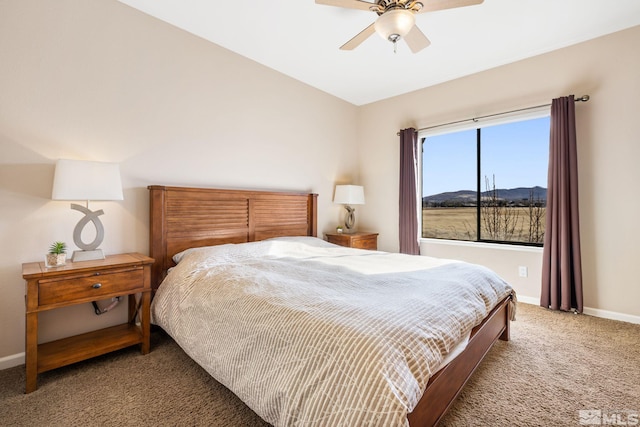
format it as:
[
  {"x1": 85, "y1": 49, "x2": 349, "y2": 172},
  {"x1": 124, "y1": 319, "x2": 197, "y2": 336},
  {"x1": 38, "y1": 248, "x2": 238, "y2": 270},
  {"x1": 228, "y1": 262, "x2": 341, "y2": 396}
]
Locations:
[{"x1": 422, "y1": 116, "x2": 550, "y2": 197}]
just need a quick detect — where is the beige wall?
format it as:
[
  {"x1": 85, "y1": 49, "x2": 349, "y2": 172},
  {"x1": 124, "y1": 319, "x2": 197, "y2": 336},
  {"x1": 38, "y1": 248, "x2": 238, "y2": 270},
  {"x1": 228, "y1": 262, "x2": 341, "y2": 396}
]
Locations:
[
  {"x1": 358, "y1": 25, "x2": 640, "y2": 319},
  {"x1": 0, "y1": 0, "x2": 359, "y2": 361}
]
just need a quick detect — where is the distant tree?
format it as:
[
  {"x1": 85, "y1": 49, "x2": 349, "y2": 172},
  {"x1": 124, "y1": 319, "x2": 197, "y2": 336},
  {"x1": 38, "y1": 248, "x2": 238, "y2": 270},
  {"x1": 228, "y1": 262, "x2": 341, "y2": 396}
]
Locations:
[
  {"x1": 525, "y1": 189, "x2": 545, "y2": 243},
  {"x1": 481, "y1": 175, "x2": 520, "y2": 241}
]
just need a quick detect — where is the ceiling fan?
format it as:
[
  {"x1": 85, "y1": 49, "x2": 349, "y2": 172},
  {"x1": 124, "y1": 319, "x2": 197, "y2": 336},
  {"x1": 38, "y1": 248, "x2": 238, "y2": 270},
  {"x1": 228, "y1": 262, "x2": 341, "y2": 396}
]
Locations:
[{"x1": 316, "y1": 0, "x2": 484, "y2": 53}]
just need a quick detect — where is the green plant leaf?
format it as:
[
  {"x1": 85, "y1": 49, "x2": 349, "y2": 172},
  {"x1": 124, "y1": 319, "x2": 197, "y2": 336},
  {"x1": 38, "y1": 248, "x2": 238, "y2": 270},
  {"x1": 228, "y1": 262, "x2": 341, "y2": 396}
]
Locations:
[{"x1": 48, "y1": 241, "x2": 67, "y2": 254}]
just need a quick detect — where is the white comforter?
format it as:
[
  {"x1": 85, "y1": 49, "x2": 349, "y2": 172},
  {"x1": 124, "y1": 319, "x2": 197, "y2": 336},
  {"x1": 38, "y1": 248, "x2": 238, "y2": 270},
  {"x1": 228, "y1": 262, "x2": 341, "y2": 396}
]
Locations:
[{"x1": 152, "y1": 237, "x2": 513, "y2": 427}]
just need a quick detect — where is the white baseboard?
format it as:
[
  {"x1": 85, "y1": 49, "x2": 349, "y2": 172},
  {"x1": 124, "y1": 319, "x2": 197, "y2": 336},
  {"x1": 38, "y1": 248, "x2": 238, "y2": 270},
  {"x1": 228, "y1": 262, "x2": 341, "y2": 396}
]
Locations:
[
  {"x1": 516, "y1": 296, "x2": 640, "y2": 325},
  {"x1": 0, "y1": 352, "x2": 24, "y2": 371},
  {"x1": 582, "y1": 306, "x2": 640, "y2": 325},
  {"x1": 515, "y1": 295, "x2": 539, "y2": 306}
]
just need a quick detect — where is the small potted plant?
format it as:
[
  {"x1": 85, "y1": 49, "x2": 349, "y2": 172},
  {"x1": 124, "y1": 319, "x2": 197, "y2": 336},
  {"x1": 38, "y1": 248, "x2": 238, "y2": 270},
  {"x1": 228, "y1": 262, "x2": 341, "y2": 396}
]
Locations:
[
  {"x1": 336, "y1": 226, "x2": 344, "y2": 234},
  {"x1": 46, "y1": 241, "x2": 67, "y2": 267}
]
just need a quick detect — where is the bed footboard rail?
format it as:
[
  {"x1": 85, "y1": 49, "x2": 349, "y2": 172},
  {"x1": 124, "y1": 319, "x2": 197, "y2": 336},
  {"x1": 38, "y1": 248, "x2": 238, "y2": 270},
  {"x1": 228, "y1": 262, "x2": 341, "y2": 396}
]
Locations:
[{"x1": 407, "y1": 294, "x2": 512, "y2": 427}]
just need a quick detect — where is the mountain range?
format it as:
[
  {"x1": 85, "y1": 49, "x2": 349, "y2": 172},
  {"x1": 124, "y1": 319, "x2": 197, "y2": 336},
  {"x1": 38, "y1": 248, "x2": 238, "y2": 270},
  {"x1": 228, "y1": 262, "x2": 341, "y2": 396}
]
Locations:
[{"x1": 423, "y1": 186, "x2": 547, "y2": 205}]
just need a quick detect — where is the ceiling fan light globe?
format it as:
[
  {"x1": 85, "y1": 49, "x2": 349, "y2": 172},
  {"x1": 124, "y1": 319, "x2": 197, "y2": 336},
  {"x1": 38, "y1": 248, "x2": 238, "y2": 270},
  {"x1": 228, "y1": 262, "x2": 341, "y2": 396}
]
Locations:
[{"x1": 374, "y1": 9, "x2": 415, "y2": 42}]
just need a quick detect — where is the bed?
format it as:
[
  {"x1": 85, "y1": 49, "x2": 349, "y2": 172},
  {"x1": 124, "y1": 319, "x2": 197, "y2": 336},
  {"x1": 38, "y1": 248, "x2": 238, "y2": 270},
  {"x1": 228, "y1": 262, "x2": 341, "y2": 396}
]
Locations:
[{"x1": 148, "y1": 185, "x2": 514, "y2": 427}]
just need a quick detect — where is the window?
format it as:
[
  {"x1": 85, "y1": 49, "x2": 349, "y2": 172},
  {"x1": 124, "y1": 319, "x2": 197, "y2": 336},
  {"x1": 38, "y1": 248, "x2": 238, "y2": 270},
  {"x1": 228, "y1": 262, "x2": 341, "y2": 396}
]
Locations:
[{"x1": 420, "y1": 110, "x2": 549, "y2": 246}]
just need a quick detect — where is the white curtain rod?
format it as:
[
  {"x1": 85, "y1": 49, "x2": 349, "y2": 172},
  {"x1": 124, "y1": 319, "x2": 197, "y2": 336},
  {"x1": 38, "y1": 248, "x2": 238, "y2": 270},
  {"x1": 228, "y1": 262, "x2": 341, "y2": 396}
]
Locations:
[{"x1": 406, "y1": 95, "x2": 590, "y2": 135}]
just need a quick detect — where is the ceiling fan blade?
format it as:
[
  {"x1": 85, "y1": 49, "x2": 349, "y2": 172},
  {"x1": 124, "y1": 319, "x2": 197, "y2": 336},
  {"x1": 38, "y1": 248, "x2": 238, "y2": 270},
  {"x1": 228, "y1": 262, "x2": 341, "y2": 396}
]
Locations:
[
  {"x1": 315, "y1": 0, "x2": 377, "y2": 12},
  {"x1": 340, "y1": 23, "x2": 376, "y2": 50},
  {"x1": 416, "y1": 0, "x2": 483, "y2": 13},
  {"x1": 404, "y1": 25, "x2": 431, "y2": 53}
]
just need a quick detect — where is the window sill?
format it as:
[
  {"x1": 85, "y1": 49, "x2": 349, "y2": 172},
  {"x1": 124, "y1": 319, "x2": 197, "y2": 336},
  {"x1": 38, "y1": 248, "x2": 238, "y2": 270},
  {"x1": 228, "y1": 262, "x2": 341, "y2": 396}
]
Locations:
[{"x1": 420, "y1": 238, "x2": 544, "y2": 253}]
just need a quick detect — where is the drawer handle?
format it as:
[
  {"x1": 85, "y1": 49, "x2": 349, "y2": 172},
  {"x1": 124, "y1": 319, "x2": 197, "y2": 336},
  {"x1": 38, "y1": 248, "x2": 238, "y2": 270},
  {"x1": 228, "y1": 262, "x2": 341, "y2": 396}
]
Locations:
[{"x1": 92, "y1": 283, "x2": 102, "y2": 289}]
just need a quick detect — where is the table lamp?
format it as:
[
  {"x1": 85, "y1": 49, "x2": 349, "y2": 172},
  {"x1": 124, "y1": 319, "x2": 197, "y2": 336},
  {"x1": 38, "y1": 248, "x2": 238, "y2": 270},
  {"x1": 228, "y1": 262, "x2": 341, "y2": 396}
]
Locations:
[
  {"x1": 333, "y1": 185, "x2": 365, "y2": 233},
  {"x1": 51, "y1": 159, "x2": 123, "y2": 262}
]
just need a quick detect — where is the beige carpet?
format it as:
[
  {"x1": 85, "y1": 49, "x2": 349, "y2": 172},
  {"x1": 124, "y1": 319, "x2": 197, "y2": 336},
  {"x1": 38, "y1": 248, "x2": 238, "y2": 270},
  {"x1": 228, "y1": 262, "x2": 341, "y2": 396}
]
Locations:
[{"x1": 1, "y1": 303, "x2": 638, "y2": 426}]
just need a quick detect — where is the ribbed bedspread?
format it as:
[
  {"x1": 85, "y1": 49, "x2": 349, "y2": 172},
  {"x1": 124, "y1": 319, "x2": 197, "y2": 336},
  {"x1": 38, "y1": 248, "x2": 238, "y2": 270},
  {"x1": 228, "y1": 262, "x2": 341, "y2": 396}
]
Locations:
[{"x1": 152, "y1": 237, "x2": 513, "y2": 426}]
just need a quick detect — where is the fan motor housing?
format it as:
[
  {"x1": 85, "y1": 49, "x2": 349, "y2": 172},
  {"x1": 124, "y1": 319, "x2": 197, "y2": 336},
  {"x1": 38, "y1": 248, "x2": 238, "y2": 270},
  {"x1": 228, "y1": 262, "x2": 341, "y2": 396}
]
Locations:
[{"x1": 372, "y1": 0, "x2": 424, "y2": 15}]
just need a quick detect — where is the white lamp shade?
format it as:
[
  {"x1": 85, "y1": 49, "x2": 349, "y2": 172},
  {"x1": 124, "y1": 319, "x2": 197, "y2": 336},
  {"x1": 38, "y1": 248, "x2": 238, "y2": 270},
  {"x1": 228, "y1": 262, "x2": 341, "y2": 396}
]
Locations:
[
  {"x1": 333, "y1": 185, "x2": 365, "y2": 205},
  {"x1": 374, "y1": 9, "x2": 415, "y2": 41},
  {"x1": 52, "y1": 159, "x2": 123, "y2": 201}
]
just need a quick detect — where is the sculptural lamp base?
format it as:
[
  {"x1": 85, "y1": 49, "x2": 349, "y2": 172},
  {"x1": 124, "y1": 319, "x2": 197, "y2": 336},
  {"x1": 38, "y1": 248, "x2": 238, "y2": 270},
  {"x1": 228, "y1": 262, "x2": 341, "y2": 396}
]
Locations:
[
  {"x1": 71, "y1": 249, "x2": 105, "y2": 262},
  {"x1": 343, "y1": 205, "x2": 356, "y2": 233},
  {"x1": 70, "y1": 203, "x2": 107, "y2": 262}
]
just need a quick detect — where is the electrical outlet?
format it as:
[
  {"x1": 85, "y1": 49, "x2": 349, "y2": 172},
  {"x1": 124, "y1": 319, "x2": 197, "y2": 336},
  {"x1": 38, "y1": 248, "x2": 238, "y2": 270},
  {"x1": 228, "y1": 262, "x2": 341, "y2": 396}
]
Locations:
[{"x1": 518, "y1": 266, "x2": 528, "y2": 278}]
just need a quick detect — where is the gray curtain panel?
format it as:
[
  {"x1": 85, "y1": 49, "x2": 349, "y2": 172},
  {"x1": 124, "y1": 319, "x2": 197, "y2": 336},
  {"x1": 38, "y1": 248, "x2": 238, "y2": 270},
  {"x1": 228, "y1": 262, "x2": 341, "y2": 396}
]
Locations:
[
  {"x1": 541, "y1": 95, "x2": 584, "y2": 312},
  {"x1": 399, "y1": 128, "x2": 420, "y2": 255}
]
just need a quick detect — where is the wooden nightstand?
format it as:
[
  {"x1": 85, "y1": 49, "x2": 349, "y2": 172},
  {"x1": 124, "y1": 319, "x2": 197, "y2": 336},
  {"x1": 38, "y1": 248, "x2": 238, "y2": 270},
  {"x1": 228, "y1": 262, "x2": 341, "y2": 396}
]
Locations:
[
  {"x1": 325, "y1": 231, "x2": 378, "y2": 250},
  {"x1": 21, "y1": 253, "x2": 154, "y2": 393}
]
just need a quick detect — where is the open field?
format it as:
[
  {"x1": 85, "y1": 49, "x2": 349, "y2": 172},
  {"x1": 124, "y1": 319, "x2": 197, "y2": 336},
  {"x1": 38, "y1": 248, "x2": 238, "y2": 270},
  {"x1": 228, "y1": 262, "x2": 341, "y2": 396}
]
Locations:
[{"x1": 422, "y1": 207, "x2": 545, "y2": 243}]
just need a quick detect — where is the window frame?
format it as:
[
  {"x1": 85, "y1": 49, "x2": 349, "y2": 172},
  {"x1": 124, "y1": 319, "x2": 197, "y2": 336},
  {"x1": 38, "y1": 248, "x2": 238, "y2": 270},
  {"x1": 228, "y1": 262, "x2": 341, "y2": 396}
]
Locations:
[{"x1": 418, "y1": 106, "x2": 550, "y2": 247}]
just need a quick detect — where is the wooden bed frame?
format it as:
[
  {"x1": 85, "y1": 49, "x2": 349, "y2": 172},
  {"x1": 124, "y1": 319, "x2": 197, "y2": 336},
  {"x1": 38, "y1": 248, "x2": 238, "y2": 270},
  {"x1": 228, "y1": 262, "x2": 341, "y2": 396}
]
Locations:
[{"x1": 148, "y1": 185, "x2": 511, "y2": 427}]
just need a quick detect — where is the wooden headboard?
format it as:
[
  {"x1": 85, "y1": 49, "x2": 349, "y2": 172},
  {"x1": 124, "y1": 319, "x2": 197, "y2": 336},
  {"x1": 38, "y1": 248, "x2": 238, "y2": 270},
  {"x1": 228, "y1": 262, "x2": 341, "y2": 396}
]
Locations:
[{"x1": 148, "y1": 185, "x2": 318, "y2": 291}]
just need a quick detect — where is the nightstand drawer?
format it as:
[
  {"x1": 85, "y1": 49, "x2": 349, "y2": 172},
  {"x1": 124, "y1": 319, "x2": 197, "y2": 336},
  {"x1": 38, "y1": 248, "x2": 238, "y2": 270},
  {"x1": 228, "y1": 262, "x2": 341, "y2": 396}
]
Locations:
[
  {"x1": 39, "y1": 266, "x2": 144, "y2": 306},
  {"x1": 325, "y1": 232, "x2": 378, "y2": 250},
  {"x1": 351, "y1": 236, "x2": 377, "y2": 250}
]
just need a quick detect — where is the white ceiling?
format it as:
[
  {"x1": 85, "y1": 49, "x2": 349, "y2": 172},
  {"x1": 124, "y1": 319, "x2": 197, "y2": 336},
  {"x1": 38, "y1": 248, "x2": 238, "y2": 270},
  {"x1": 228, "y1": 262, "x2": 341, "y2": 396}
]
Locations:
[{"x1": 117, "y1": 0, "x2": 640, "y2": 106}]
